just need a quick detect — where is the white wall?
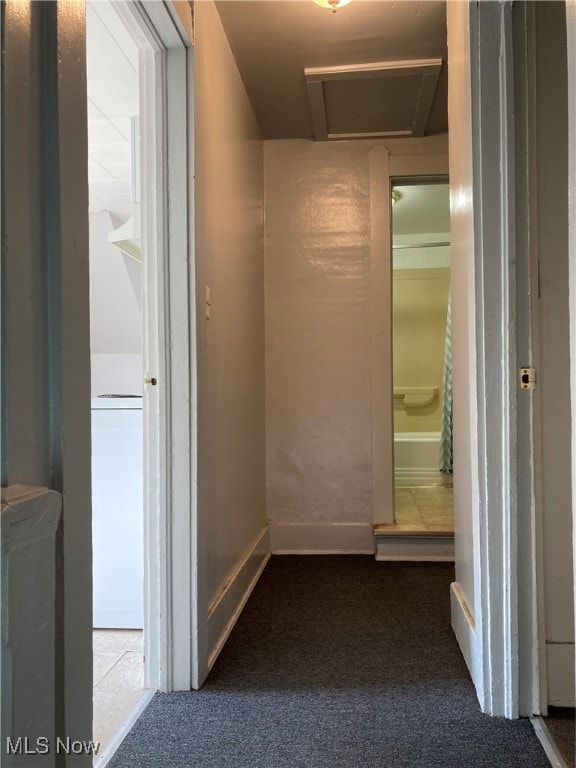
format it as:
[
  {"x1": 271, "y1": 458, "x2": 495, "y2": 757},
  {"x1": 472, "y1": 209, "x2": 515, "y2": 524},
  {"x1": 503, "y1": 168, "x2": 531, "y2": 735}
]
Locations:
[
  {"x1": 264, "y1": 137, "x2": 448, "y2": 552},
  {"x1": 194, "y1": 0, "x2": 268, "y2": 659},
  {"x1": 89, "y1": 211, "x2": 142, "y2": 395}
]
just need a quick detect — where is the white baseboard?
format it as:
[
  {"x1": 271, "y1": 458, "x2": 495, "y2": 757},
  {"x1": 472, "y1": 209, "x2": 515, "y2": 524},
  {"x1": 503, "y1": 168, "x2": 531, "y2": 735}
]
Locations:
[
  {"x1": 94, "y1": 689, "x2": 155, "y2": 768},
  {"x1": 375, "y1": 535, "x2": 454, "y2": 561},
  {"x1": 395, "y1": 468, "x2": 449, "y2": 486},
  {"x1": 207, "y1": 526, "x2": 270, "y2": 670},
  {"x1": 531, "y1": 717, "x2": 569, "y2": 768},
  {"x1": 270, "y1": 522, "x2": 375, "y2": 554},
  {"x1": 375, "y1": 554, "x2": 455, "y2": 562},
  {"x1": 546, "y1": 643, "x2": 576, "y2": 706},
  {"x1": 450, "y1": 581, "x2": 477, "y2": 685}
]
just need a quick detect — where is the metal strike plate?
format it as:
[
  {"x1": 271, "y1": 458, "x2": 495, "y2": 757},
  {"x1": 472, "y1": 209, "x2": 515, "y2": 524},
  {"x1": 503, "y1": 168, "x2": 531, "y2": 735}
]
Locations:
[{"x1": 520, "y1": 367, "x2": 536, "y2": 390}]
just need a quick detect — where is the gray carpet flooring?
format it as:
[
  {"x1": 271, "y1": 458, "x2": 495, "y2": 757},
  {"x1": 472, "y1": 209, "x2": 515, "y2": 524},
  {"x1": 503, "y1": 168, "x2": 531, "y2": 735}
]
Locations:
[{"x1": 109, "y1": 556, "x2": 551, "y2": 767}]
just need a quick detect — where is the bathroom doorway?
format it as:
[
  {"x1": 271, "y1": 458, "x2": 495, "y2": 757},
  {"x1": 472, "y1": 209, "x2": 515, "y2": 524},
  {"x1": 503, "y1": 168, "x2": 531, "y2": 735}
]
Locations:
[{"x1": 390, "y1": 180, "x2": 453, "y2": 534}]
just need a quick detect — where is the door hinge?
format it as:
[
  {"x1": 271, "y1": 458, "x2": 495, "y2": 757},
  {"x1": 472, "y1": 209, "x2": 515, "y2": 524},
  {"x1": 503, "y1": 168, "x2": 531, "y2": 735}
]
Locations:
[{"x1": 520, "y1": 367, "x2": 536, "y2": 390}]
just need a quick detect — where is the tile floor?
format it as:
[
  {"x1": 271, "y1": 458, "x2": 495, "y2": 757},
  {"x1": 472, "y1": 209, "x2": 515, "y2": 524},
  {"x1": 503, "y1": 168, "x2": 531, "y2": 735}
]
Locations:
[
  {"x1": 393, "y1": 485, "x2": 454, "y2": 532},
  {"x1": 93, "y1": 630, "x2": 145, "y2": 761}
]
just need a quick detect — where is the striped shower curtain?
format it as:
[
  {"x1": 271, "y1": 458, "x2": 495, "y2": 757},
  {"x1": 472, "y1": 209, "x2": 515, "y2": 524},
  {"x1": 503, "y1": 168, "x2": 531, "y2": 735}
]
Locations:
[{"x1": 440, "y1": 296, "x2": 453, "y2": 474}]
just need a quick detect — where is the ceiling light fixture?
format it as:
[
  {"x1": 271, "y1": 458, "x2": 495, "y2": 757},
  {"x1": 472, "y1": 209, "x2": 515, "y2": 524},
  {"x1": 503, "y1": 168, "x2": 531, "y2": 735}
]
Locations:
[{"x1": 313, "y1": 0, "x2": 352, "y2": 14}]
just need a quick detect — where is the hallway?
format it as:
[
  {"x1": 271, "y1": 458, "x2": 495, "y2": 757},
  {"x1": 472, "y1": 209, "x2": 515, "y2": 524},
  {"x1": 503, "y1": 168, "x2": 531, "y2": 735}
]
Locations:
[{"x1": 108, "y1": 558, "x2": 549, "y2": 767}]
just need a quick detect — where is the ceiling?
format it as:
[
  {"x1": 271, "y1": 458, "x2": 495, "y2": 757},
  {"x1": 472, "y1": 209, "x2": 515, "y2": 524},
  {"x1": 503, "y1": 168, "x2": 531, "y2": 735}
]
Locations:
[
  {"x1": 84, "y1": 1, "x2": 448, "y2": 215},
  {"x1": 393, "y1": 183, "x2": 450, "y2": 236},
  {"x1": 86, "y1": 1, "x2": 139, "y2": 221},
  {"x1": 215, "y1": 0, "x2": 448, "y2": 140}
]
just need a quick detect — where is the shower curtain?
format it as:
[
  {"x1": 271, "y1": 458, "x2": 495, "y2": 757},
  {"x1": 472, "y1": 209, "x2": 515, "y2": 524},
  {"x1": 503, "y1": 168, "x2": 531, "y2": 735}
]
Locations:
[{"x1": 440, "y1": 296, "x2": 453, "y2": 474}]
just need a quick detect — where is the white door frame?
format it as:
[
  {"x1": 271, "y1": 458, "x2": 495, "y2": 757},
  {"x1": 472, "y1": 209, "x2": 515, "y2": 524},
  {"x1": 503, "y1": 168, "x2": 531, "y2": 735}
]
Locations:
[
  {"x1": 448, "y1": 0, "x2": 539, "y2": 718},
  {"x1": 471, "y1": 1, "x2": 521, "y2": 717},
  {"x1": 516, "y1": 2, "x2": 546, "y2": 717},
  {"x1": 370, "y1": 154, "x2": 448, "y2": 529},
  {"x1": 112, "y1": 0, "x2": 199, "y2": 693}
]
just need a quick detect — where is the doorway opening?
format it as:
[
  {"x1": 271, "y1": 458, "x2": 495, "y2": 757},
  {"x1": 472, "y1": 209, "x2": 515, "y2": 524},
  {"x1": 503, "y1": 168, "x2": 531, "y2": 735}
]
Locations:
[
  {"x1": 86, "y1": 1, "x2": 146, "y2": 757},
  {"x1": 373, "y1": 174, "x2": 454, "y2": 562},
  {"x1": 390, "y1": 180, "x2": 453, "y2": 535},
  {"x1": 86, "y1": 1, "x2": 195, "y2": 761}
]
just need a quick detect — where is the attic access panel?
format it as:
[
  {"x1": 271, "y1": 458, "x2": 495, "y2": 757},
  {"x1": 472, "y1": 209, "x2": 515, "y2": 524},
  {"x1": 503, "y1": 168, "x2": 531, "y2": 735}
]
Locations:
[{"x1": 305, "y1": 59, "x2": 442, "y2": 141}]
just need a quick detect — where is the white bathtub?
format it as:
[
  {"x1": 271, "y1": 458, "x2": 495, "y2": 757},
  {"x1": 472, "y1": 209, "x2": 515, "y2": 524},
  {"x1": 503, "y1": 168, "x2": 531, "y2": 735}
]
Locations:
[{"x1": 394, "y1": 431, "x2": 450, "y2": 486}]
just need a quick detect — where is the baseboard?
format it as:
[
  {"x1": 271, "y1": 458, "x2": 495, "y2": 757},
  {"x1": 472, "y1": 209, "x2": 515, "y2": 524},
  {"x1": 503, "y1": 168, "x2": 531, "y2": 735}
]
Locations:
[
  {"x1": 546, "y1": 643, "x2": 576, "y2": 706},
  {"x1": 375, "y1": 554, "x2": 455, "y2": 562},
  {"x1": 531, "y1": 717, "x2": 569, "y2": 768},
  {"x1": 270, "y1": 522, "x2": 375, "y2": 554},
  {"x1": 395, "y1": 468, "x2": 449, "y2": 486},
  {"x1": 375, "y1": 534, "x2": 454, "y2": 561},
  {"x1": 94, "y1": 689, "x2": 155, "y2": 768},
  {"x1": 207, "y1": 526, "x2": 270, "y2": 670},
  {"x1": 450, "y1": 581, "x2": 476, "y2": 685}
]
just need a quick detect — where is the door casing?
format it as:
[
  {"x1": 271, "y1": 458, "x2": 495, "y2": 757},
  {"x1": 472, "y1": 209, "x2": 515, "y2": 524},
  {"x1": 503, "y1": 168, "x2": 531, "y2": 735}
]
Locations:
[{"x1": 113, "y1": 0, "x2": 201, "y2": 693}]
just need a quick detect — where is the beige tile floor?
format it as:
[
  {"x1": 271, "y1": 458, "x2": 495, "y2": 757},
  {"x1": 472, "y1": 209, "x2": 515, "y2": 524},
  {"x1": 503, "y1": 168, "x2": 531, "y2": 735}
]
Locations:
[
  {"x1": 93, "y1": 630, "x2": 144, "y2": 761},
  {"x1": 393, "y1": 485, "x2": 454, "y2": 532}
]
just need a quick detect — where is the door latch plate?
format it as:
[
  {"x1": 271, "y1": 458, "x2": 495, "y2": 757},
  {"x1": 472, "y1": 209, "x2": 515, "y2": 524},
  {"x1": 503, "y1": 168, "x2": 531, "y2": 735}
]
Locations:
[{"x1": 520, "y1": 367, "x2": 536, "y2": 390}]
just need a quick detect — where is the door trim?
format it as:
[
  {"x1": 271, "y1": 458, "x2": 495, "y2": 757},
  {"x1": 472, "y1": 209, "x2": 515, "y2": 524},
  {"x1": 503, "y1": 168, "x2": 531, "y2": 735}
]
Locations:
[
  {"x1": 369, "y1": 153, "x2": 448, "y2": 529},
  {"x1": 113, "y1": 0, "x2": 197, "y2": 693},
  {"x1": 469, "y1": 1, "x2": 520, "y2": 717},
  {"x1": 518, "y1": 2, "x2": 547, "y2": 717},
  {"x1": 369, "y1": 147, "x2": 394, "y2": 526},
  {"x1": 447, "y1": 0, "x2": 538, "y2": 717}
]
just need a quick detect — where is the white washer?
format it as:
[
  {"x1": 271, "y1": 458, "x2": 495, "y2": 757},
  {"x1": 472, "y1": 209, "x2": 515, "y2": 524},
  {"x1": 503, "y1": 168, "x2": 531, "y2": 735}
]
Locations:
[{"x1": 91, "y1": 396, "x2": 144, "y2": 628}]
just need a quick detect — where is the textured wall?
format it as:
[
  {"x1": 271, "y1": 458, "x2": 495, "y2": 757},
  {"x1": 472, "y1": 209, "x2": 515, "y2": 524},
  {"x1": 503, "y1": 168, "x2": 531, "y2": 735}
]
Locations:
[
  {"x1": 265, "y1": 140, "x2": 373, "y2": 528},
  {"x1": 195, "y1": 0, "x2": 267, "y2": 603},
  {"x1": 264, "y1": 138, "x2": 449, "y2": 534}
]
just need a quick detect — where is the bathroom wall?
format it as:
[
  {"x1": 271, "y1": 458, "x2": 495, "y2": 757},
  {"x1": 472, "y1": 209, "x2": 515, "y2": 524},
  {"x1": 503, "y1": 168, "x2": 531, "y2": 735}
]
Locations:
[
  {"x1": 393, "y1": 267, "x2": 450, "y2": 433},
  {"x1": 89, "y1": 211, "x2": 143, "y2": 396},
  {"x1": 195, "y1": 0, "x2": 268, "y2": 648},
  {"x1": 264, "y1": 136, "x2": 448, "y2": 551}
]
